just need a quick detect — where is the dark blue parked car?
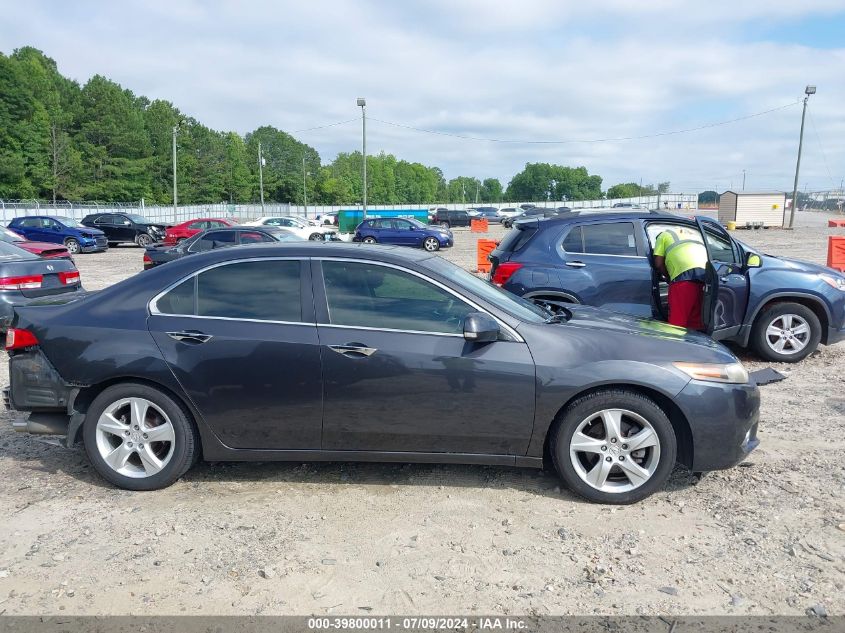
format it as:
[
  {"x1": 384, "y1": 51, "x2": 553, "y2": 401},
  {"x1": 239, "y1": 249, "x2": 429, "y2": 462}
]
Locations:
[
  {"x1": 8, "y1": 216, "x2": 108, "y2": 255},
  {"x1": 489, "y1": 211, "x2": 845, "y2": 362},
  {"x1": 354, "y1": 217, "x2": 453, "y2": 251}
]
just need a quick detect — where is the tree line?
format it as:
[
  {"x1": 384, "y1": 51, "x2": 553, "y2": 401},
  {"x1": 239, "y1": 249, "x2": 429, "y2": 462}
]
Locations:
[{"x1": 1, "y1": 47, "x2": 670, "y2": 206}]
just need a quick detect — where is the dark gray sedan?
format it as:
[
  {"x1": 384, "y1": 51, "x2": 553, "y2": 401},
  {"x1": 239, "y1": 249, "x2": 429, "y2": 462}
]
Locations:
[{"x1": 5, "y1": 243, "x2": 759, "y2": 503}]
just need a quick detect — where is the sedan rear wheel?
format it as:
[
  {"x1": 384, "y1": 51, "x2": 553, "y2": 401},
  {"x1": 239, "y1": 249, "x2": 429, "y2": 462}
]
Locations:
[
  {"x1": 83, "y1": 383, "x2": 199, "y2": 490},
  {"x1": 64, "y1": 238, "x2": 81, "y2": 254},
  {"x1": 422, "y1": 236, "x2": 440, "y2": 252},
  {"x1": 551, "y1": 389, "x2": 676, "y2": 504}
]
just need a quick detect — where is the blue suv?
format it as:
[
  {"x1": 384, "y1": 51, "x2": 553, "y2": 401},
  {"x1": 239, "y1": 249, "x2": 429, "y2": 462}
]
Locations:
[
  {"x1": 354, "y1": 217, "x2": 453, "y2": 251},
  {"x1": 8, "y1": 216, "x2": 108, "y2": 254},
  {"x1": 489, "y1": 211, "x2": 845, "y2": 362}
]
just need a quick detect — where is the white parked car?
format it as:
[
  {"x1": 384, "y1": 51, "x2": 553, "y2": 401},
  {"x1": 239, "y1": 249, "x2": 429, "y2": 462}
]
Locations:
[
  {"x1": 497, "y1": 207, "x2": 521, "y2": 219},
  {"x1": 244, "y1": 216, "x2": 337, "y2": 241}
]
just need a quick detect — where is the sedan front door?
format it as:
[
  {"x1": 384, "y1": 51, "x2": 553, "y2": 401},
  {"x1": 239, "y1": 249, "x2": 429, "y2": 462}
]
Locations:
[
  {"x1": 147, "y1": 258, "x2": 323, "y2": 449},
  {"x1": 313, "y1": 259, "x2": 536, "y2": 456}
]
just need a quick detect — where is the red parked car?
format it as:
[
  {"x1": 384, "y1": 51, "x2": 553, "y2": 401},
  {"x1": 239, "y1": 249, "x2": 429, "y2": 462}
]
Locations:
[
  {"x1": 163, "y1": 218, "x2": 235, "y2": 245},
  {"x1": 0, "y1": 227, "x2": 72, "y2": 259}
]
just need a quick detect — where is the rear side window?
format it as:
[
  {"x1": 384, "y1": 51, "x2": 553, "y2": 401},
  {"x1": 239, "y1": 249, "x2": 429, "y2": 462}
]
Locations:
[
  {"x1": 499, "y1": 225, "x2": 538, "y2": 253},
  {"x1": 581, "y1": 222, "x2": 638, "y2": 256},
  {"x1": 562, "y1": 226, "x2": 583, "y2": 252},
  {"x1": 155, "y1": 260, "x2": 302, "y2": 322}
]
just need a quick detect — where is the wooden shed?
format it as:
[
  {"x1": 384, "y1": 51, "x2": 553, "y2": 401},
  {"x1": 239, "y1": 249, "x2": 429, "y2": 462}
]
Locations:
[{"x1": 718, "y1": 191, "x2": 787, "y2": 227}]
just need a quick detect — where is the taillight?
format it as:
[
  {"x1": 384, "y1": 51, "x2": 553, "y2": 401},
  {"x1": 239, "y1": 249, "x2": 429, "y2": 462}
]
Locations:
[
  {"x1": 143, "y1": 253, "x2": 152, "y2": 264},
  {"x1": 491, "y1": 262, "x2": 523, "y2": 287},
  {"x1": 0, "y1": 275, "x2": 42, "y2": 290},
  {"x1": 58, "y1": 271, "x2": 80, "y2": 285},
  {"x1": 5, "y1": 328, "x2": 38, "y2": 350}
]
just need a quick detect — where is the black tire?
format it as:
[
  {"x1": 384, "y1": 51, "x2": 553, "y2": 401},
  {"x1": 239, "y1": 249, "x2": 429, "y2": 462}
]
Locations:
[
  {"x1": 108, "y1": 241, "x2": 118, "y2": 247},
  {"x1": 83, "y1": 383, "x2": 199, "y2": 491},
  {"x1": 550, "y1": 389, "x2": 676, "y2": 505},
  {"x1": 362, "y1": 236, "x2": 377, "y2": 244},
  {"x1": 63, "y1": 238, "x2": 81, "y2": 254},
  {"x1": 750, "y1": 302, "x2": 821, "y2": 363},
  {"x1": 136, "y1": 233, "x2": 152, "y2": 247},
  {"x1": 422, "y1": 236, "x2": 440, "y2": 252},
  {"x1": 439, "y1": 221, "x2": 450, "y2": 229},
  {"x1": 308, "y1": 232, "x2": 324, "y2": 241}
]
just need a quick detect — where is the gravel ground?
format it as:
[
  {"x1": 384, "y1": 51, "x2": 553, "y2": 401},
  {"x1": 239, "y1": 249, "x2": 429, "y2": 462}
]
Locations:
[{"x1": 0, "y1": 211, "x2": 843, "y2": 616}]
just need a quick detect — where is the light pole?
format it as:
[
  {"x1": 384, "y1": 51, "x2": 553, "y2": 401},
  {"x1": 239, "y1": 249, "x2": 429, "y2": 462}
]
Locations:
[
  {"x1": 172, "y1": 125, "x2": 178, "y2": 223},
  {"x1": 357, "y1": 98, "x2": 367, "y2": 220},
  {"x1": 789, "y1": 85, "x2": 816, "y2": 228},
  {"x1": 258, "y1": 141, "x2": 266, "y2": 214},
  {"x1": 742, "y1": 169, "x2": 746, "y2": 191}
]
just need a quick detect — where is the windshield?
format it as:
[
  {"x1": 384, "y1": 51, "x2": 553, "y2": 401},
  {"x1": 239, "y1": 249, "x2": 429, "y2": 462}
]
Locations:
[
  {"x1": 57, "y1": 217, "x2": 81, "y2": 227},
  {"x1": 423, "y1": 257, "x2": 547, "y2": 323},
  {"x1": 124, "y1": 214, "x2": 151, "y2": 224}
]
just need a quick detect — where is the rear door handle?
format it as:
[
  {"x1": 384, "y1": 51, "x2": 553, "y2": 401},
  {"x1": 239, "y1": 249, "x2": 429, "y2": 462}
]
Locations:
[
  {"x1": 328, "y1": 343, "x2": 377, "y2": 357},
  {"x1": 167, "y1": 331, "x2": 213, "y2": 344},
  {"x1": 565, "y1": 261, "x2": 586, "y2": 268}
]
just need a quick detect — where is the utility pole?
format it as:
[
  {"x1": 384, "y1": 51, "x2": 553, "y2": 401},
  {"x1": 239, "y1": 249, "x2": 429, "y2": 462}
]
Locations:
[
  {"x1": 171, "y1": 126, "x2": 179, "y2": 224},
  {"x1": 357, "y1": 98, "x2": 367, "y2": 219},
  {"x1": 789, "y1": 85, "x2": 816, "y2": 228},
  {"x1": 742, "y1": 169, "x2": 746, "y2": 191},
  {"x1": 475, "y1": 182, "x2": 479, "y2": 204},
  {"x1": 258, "y1": 141, "x2": 265, "y2": 214},
  {"x1": 302, "y1": 156, "x2": 307, "y2": 212}
]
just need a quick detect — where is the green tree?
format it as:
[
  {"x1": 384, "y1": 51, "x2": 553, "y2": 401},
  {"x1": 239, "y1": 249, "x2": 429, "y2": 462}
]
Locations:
[
  {"x1": 506, "y1": 163, "x2": 602, "y2": 202},
  {"x1": 480, "y1": 178, "x2": 503, "y2": 203}
]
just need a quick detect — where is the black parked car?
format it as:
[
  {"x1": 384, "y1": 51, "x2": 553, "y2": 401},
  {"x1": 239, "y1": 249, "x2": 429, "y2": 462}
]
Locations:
[
  {"x1": 0, "y1": 240, "x2": 83, "y2": 330},
  {"x1": 434, "y1": 209, "x2": 470, "y2": 228},
  {"x1": 143, "y1": 226, "x2": 302, "y2": 269},
  {"x1": 81, "y1": 213, "x2": 169, "y2": 247},
  {"x1": 502, "y1": 207, "x2": 564, "y2": 228},
  {"x1": 6, "y1": 242, "x2": 759, "y2": 503}
]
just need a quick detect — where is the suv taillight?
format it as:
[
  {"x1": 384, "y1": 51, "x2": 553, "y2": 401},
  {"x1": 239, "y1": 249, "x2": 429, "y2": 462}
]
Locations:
[
  {"x1": 491, "y1": 262, "x2": 523, "y2": 287},
  {"x1": 0, "y1": 275, "x2": 42, "y2": 290},
  {"x1": 5, "y1": 328, "x2": 38, "y2": 350}
]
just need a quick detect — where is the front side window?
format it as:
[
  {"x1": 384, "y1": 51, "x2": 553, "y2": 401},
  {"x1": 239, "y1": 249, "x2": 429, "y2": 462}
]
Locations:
[
  {"x1": 188, "y1": 221, "x2": 207, "y2": 230},
  {"x1": 155, "y1": 260, "x2": 302, "y2": 322},
  {"x1": 581, "y1": 222, "x2": 638, "y2": 256},
  {"x1": 322, "y1": 261, "x2": 474, "y2": 334},
  {"x1": 95, "y1": 215, "x2": 114, "y2": 224}
]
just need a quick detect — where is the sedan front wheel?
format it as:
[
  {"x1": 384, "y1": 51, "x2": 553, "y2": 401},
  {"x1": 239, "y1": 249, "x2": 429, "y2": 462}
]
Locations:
[
  {"x1": 83, "y1": 383, "x2": 199, "y2": 490},
  {"x1": 551, "y1": 389, "x2": 676, "y2": 504}
]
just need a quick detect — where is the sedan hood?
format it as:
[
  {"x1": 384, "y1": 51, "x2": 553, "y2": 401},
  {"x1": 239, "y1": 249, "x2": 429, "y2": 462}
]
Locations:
[{"x1": 561, "y1": 304, "x2": 724, "y2": 351}]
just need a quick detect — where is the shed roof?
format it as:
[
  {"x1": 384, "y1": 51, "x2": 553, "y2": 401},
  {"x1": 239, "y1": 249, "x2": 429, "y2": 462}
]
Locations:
[{"x1": 721, "y1": 190, "x2": 786, "y2": 196}]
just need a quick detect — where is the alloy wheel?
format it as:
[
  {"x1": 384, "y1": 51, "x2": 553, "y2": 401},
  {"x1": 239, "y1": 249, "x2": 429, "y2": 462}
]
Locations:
[
  {"x1": 423, "y1": 237, "x2": 439, "y2": 251},
  {"x1": 95, "y1": 397, "x2": 176, "y2": 478},
  {"x1": 137, "y1": 234, "x2": 152, "y2": 247},
  {"x1": 764, "y1": 313, "x2": 810, "y2": 355},
  {"x1": 66, "y1": 240, "x2": 80, "y2": 254},
  {"x1": 363, "y1": 237, "x2": 377, "y2": 244},
  {"x1": 569, "y1": 408, "x2": 661, "y2": 493}
]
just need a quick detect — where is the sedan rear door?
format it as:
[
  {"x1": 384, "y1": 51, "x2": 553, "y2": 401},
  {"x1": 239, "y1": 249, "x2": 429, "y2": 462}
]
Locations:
[{"x1": 147, "y1": 257, "x2": 323, "y2": 449}]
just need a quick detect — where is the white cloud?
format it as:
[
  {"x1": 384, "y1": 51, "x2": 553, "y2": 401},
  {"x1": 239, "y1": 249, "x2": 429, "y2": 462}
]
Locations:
[{"x1": 1, "y1": 0, "x2": 843, "y2": 192}]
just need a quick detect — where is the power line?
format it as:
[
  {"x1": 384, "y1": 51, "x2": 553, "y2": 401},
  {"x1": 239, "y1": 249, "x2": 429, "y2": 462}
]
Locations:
[
  {"x1": 806, "y1": 105, "x2": 838, "y2": 190},
  {"x1": 293, "y1": 117, "x2": 359, "y2": 133},
  {"x1": 368, "y1": 101, "x2": 800, "y2": 145}
]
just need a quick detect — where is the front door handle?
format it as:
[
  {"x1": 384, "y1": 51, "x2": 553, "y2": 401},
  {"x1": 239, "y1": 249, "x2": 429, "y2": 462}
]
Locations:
[
  {"x1": 328, "y1": 343, "x2": 377, "y2": 358},
  {"x1": 566, "y1": 261, "x2": 586, "y2": 268},
  {"x1": 167, "y1": 330, "x2": 213, "y2": 344}
]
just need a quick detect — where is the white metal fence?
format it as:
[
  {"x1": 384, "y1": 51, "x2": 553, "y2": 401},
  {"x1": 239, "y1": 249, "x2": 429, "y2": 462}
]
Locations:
[{"x1": 0, "y1": 194, "x2": 699, "y2": 226}]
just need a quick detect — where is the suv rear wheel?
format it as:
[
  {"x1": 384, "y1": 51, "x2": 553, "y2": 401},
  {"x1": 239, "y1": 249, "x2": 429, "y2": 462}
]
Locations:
[
  {"x1": 751, "y1": 302, "x2": 821, "y2": 362},
  {"x1": 439, "y1": 221, "x2": 450, "y2": 229},
  {"x1": 551, "y1": 389, "x2": 676, "y2": 504}
]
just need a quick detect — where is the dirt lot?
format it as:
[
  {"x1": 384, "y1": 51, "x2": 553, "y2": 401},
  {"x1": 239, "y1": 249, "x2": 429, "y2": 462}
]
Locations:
[{"x1": 0, "y1": 212, "x2": 843, "y2": 616}]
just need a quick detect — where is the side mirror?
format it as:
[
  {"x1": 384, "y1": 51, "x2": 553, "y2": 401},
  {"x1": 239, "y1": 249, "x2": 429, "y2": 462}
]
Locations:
[
  {"x1": 745, "y1": 253, "x2": 762, "y2": 268},
  {"x1": 463, "y1": 312, "x2": 499, "y2": 343}
]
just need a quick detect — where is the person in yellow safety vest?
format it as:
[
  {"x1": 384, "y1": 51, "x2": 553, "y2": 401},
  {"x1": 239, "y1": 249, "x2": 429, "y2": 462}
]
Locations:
[{"x1": 652, "y1": 227, "x2": 709, "y2": 331}]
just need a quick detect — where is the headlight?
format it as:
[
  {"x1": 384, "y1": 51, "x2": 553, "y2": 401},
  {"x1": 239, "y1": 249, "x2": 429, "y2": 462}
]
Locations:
[
  {"x1": 819, "y1": 274, "x2": 845, "y2": 291},
  {"x1": 673, "y1": 362, "x2": 749, "y2": 384}
]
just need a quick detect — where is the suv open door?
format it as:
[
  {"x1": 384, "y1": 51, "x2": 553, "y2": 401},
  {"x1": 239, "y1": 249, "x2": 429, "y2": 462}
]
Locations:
[{"x1": 695, "y1": 217, "x2": 750, "y2": 340}]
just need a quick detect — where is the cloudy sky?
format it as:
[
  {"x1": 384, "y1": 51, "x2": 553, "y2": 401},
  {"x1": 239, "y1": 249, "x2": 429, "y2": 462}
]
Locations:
[{"x1": 2, "y1": 0, "x2": 844, "y2": 193}]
